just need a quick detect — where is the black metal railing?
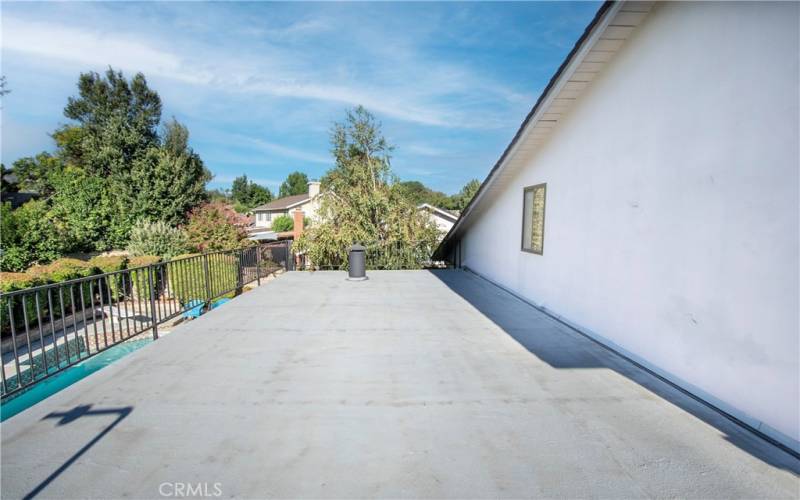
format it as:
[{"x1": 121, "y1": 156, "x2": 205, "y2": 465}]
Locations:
[{"x1": 0, "y1": 241, "x2": 291, "y2": 399}]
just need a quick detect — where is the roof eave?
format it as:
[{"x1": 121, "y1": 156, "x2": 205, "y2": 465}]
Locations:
[
  {"x1": 252, "y1": 195, "x2": 311, "y2": 212},
  {"x1": 434, "y1": 0, "x2": 622, "y2": 259}
]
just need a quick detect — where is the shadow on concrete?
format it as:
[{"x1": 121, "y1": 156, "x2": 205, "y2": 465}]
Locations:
[
  {"x1": 428, "y1": 269, "x2": 800, "y2": 475},
  {"x1": 24, "y1": 405, "x2": 133, "y2": 499}
]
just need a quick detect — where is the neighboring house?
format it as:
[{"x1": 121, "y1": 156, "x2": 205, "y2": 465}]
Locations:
[
  {"x1": 2, "y1": 192, "x2": 38, "y2": 209},
  {"x1": 417, "y1": 203, "x2": 458, "y2": 237},
  {"x1": 437, "y1": 1, "x2": 799, "y2": 453},
  {"x1": 0, "y1": 170, "x2": 39, "y2": 209},
  {"x1": 252, "y1": 181, "x2": 321, "y2": 229}
]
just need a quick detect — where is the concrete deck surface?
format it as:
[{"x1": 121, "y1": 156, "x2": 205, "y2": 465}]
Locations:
[{"x1": 2, "y1": 270, "x2": 798, "y2": 499}]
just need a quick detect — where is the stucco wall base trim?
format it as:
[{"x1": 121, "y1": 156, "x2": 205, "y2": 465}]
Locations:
[{"x1": 462, "y1": 266, "x2": 800, "y2": 458}]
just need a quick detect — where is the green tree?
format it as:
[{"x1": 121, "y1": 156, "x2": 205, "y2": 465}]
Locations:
[
  {"x1": 248, "y1": 184, "x2": 272, "y2": 206},
  {"x1": 295, "y1": 107, "x2": 438, "y2": 269},
  {"x1": 63, "y1": 68, "x2": 161, "y2": 166},
  {"x1": 449, "y1": 178, "x2": 481, "y2": 211},
  {"x1": 279, "y1": 171, "x2": 309, "y2": 198},
  {"x1": 130, "y1": 119, "x2": 211, "y2": 226},
  {"x1": 47, "y1": 165, "x2": 112, "y2": 251},
  {"x1": 231, "y1": 175, "x2": 249, "y2": 204},
  {"x1": 0, "y1": 200, "x2": 69, "y2": 272},
  {"x1": 231, "y1": 174, "x2": 273, "y2": 211},
  {"x1": 395, "y1": 180, "x2": 450, "y2": 208},
  {"x1": 54, "y1": 68, "x2": 202, "y2": 248},
  {"x1": 11, "y1": 153, "x2": 64, "y2": 196},
  {"x1": 4, "y1": 68, "x2": 212, "y2": 260},
  {"x1": 44, "y1": 68, "x2": 163, "y2": 248}
]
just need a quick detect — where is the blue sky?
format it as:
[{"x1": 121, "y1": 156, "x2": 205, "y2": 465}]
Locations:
[{"x1": 1, "y1": 1, "x2": 600, "y2": 195}]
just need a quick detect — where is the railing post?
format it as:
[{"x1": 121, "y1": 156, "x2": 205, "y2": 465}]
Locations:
[
  {"x1": 255, "y1": 245, "x2": 262, "y2": 286},
  {"x1": 147, "y1": 265, "x2": 159, "y2": 340},
  {"x1": 286, "y1": 240, "x2": 294, "y2": 271},
  {"x1": 236, "y1": 249, "x2": 244, "y2": 294},
  {"x1": 203, "y1": 253, "x2": 212, "y2": 302}
]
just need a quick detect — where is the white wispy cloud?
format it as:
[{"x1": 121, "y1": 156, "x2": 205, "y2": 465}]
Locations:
[
  {"x1": 232, "y1": 134, "x2": 330, "y2": 165},
  {"x1": 404, "y1": 143, "x2": 448, "y2": 157},
  {"x1": 1, "y1": 12, "x2": 524, "y2": 129},
  {"x1": 1, "y1": 1, "x2": 597, "y2": 192},
  {"x1": 2, "y1": 17, "x2": 209, "y2": 85}
]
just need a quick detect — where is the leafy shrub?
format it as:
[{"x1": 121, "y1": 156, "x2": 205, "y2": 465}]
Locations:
[
  {"x1": 88, "y1": 255, "x2": 129, "y2": 300},
  {"x1": 0, "y1": 261, "x2": 95, "y2": 337},
  {"x1": 0, "y1": 272, "x2": 45, "y2": 336},
  {"x1": 47, "y1": 165, "x2": 112, "y2": 252},
  {"x1": 26, "y1": 258, "x2": 96, "y2": 283},
  {"x1": 0, "y1": 200, "x2": 70, "y2": 272},
  {"x1": 0, "y1": 272, "x2": 41, "y2": 293},
  {"x1": 88, "y1": 255, "x2": 128, "y2": 273},
  {"x1": 127, "y1": 220, "x2": 188, "y2": 258},
  {"x1": 127, "y1": 255, "x2": 162, "y2": 268},
  {"x1": 127, "y1": 255, "x2": 162, "y2": 300},
  {"x1": 271, "y1": 215, "x2": 293, "y2": 232},
  {"x1": 25, "y1": 258, "x2": 97, "y2": 322},
  {"x1": 270, "y1": 215, "x2": 311, "y2": 232},
  {"x1": 184, "y1": 202, "x2": 249, "y2": 252}
]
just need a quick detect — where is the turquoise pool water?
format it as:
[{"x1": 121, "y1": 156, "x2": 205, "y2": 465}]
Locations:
[{"x1": 1, "y1": 338, "x2": 152, "y2": 422}]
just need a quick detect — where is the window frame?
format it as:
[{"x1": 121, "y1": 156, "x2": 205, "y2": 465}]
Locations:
[{"x1": 520, "y1": 183, "x2": 547, "y2": 255}]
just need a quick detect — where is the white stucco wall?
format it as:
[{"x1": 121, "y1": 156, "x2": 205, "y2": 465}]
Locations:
[
  {"x1": 254, "y1": 210, "x2": 287, "y2": 229},
  {"x1": 460, "y1": 1, "x2": 799, "y2": 448},
  {"x1": 253, "y1": 198, "x2": 320, "y2": 229}
]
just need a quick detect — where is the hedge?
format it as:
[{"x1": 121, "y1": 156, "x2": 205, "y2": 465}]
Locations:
[
  {"x1": 206, "y1": 253, "x2": 240, "y2": 300},
  {"x1": 0, "y1": 253, "x2": 228, "y2": 337},
  {"x1": 0, "y1": 255, "x2": 162, "y2": 336},
  {"x1": 89, "y1": 255, "x2": 129, "y2": 301},
  {"x1": 167, "y1": 253, "x2": 240, "y2": 304},
  {"x1": 166, "y1": 254, "x2": 204, "y2": 304},
  {"x1": 26, "y1": 258, "x2": 96, "y2": 282},
  {"x1": 26, "y1": 259, "x2": 97, "y2": 314},
  {"x1": 1, "y1": 260, "x2": 96, "y2": 336},
  {"x1": 127, "y1": 256, "x2": 163, "y2": 301},
  {"x1": 88, "y1": 255, "x2": 128, "y2": 273}
]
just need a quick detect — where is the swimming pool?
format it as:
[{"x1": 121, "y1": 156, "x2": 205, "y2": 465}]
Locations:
[{"x1": 1, "y1": 338, "x2": 152, "y2": 421}]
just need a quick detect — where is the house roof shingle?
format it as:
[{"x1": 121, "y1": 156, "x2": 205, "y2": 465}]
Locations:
[{"x1": 252, "y1": 194, "x2": 310, "y2": 211}]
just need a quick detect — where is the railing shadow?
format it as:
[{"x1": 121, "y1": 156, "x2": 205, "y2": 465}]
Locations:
[
  {"x1": 428, "y1": 269, "x2": 800, "y2": 475},
  {"x1": 23, "y1": 404, "x2": 133, "y2": 499}
]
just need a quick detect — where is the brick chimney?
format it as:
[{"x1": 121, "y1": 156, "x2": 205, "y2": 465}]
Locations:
[
  {"x1": 293, "y1": 209, "x2": 305, "y2": 240},
  {"x1": 307, "y1": 181, "x2": 321, "y2": 198}
]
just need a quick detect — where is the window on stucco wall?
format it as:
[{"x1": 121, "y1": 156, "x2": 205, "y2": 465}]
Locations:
[{"x1": 521, "y1": 183, "x2": 546, "y2": 255}]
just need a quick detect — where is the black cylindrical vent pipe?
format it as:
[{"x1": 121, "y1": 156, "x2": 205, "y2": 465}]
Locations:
[{"x1": 348, "y1": 244, "x2": 367, "y2": 281}]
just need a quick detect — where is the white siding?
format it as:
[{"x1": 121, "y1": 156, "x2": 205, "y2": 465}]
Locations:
[
  {"x1": 431, "y1": 213, "x2": 455, "y2": 235},
  {"x1": 421, "y1": 209, "x2": 456, "y2": 236},
  {"x1": 460, "y1": 2, "x2": 799, "y2": 449}
]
